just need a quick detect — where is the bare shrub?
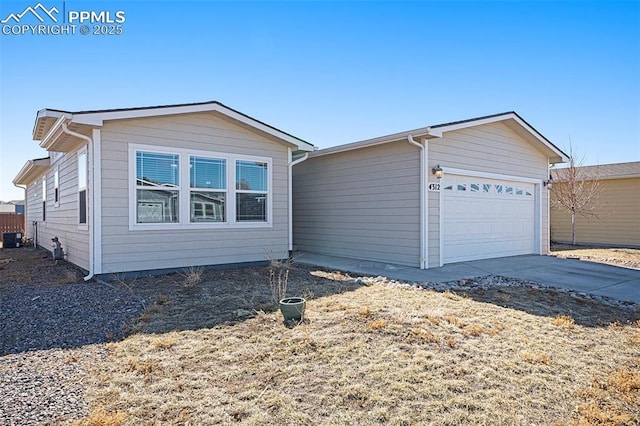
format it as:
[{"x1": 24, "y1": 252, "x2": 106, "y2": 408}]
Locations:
[
  {"x1": 179, "y1": 266, "x2": 204, "y2": 288},
  {"x1": 265, "y1": 250, "x2": 294, "y2": 304}
]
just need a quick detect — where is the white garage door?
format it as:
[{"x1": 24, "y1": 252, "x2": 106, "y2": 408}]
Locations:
[{"x1": 443, "y1": 175, "x2": 536, "y2": 263}]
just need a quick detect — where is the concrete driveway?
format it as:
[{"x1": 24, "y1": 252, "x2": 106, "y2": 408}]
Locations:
[{"x1": 295, "y1": 252, "x2": 640, "y2": 304}]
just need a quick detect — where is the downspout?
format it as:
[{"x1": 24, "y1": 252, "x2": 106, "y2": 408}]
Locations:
[
  {"x1": 288, "y1": 151, "x2": 309, "y2": 252},
  {"x1": 61, "y1": 123, "x2": 95, "y2": 281},
  {"x1": 407, "y1": 135, "x2": 426, "y2": 269}
]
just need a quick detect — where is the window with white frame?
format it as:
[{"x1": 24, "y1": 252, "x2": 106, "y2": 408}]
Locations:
[
  {"x1": 78, "y1": 149, "x2": 88, "y2": 226},
  {"x1": 135, "y1": 151, "x2": 180, "y2": 223},
  {"x1": 54, "y1": 167, "x2": 59, "y2": 206},
  {"x1": 190, "y1": 156, "x2": 226, "y2": 222},
  {"x1": 236, "y1": 160, "x2": 268, "y2": 222},
  {"x1": 42, "y1": 176, "x2": 46, "y2": 221},
  {"x1": 130, "y1": 145, "x2": 271, "y2": 228}
]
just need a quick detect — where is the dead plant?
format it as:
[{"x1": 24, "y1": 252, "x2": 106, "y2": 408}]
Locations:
[
  {"x1": 71, "y1": 407, "x2": 126, "y2": 426},
  {"x1": 265, "y1": 249, "x2": 294, "y2": 304},
  {"x1": 179, "y1": 266, "x2": 204, "y2": 288},
  {"x1": 552, "y1": 315, "x2": 576, "y2": 328}
]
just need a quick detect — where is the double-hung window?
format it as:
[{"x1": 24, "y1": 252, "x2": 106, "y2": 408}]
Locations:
[
  {"x1": 190, "y1": 156, "x2": 226, "y2": 222},
  {"x1": 236, "y1": 160, "x2": 268, "y2": 222},
  {"x1": 130, "y1": 144, "x2": 271, "y2": 229},
  {"x1": 135, "y1": 151, "x2": 180, "y2": 223}
]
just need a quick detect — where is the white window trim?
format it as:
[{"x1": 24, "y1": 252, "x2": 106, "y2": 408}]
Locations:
[
  {"x1": 54, "y1": 166, "x2": 60, "y2": 207},
  {"x1": 78, "y1": 146, "x2": 88, "y2": 230},
  {"x1": 41, "y1": 176, "x2": 47, "y2": 223},
  {"x1": 128, "y1": 143, "x2": 273, "y2": 231}
]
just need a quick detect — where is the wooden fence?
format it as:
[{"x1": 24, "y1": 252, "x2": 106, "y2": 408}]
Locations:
[{"x1": 0, "y1": 213, "x2": 25, "y2": 241}]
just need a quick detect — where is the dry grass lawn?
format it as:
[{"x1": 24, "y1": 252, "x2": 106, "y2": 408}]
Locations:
[
  {"x1": 80, "y1": 272, "x2": 640, "y2": 425},
  {"x1": 551, "y1": 245, "x2": 640, "y2": 269}
]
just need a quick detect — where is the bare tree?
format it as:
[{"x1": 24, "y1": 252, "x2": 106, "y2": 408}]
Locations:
[{"x1": 550, "y1": 143, "x2": 605, "y2": 245}]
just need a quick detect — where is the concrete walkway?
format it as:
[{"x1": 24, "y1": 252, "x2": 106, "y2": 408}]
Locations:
[{"x1": 295, "y1": 252, "x2": 640, "y2": 304}]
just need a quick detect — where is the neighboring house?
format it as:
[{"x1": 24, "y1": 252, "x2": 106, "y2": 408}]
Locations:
[
  {"x1": 10, "y1": 200, "x2": 25, "y2": 215},
  {"x1": 293, "y1": 112, "x2": 568, "y2": 268},
  {"x1": 13, "y1": 101, "x2": 314, "y2": 277},
  {"x1": 0, "y1": 201, "x2": 16, "y2": 213},
  {"x1": 550, "y1": 161, "x2": 640, "y2": 247}
]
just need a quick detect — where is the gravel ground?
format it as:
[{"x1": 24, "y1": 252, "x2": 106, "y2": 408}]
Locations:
[
  {"x1": 0, "y1": 345, "x2": 108, "y2": 425},
  {"x1": 1, "y1": 282, "x2": 144, "y2": 355},
  {"x1": 1, "y1": 247, "x2": 145, "y2": 425}
]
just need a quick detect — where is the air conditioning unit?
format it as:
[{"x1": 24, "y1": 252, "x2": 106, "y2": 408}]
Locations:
[{"x1": 2, "y1": 232, "x2": 22, "y2": 248}]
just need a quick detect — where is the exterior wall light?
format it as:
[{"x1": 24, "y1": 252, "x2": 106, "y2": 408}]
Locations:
[
  {"x1": 432, "y1": 164, "x2": 443, "y2": 179},
  {"x1": 543, "y1": 175, "x2": 553, "y2": 189}
]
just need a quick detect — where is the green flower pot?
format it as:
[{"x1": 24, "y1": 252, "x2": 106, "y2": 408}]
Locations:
[{"x1": 279, "y1": 297, "x2": 306, "y2": 321}]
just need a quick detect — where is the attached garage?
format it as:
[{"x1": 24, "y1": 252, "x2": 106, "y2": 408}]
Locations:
[{"x1": 293, "y1": 112, "x2": 568, "y2": 269}]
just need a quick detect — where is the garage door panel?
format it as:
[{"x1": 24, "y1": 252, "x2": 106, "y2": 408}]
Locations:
[{"x1": 443, "y1": 175, "x2": 535, "y2": 263}]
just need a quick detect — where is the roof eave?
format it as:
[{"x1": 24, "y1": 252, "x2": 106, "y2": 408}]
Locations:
[
  {"x1": 69, "y1": 102, "x2": 315, "y2": 152},
  {"x1": 434, "y1": 112, "x2": 569, "y2": 164},
  {"x1": 13, "y1": 157, "x2": 51, "y2": 186},
  {"x1": 309, "y1": 127, "x2": 436, "y2": 158},
  {"x1": 308, "y1": 112, "x2": 568, "y2": 163},
  {"x1": 33, "y1": 109, "x2": 71, "y2": 141}
]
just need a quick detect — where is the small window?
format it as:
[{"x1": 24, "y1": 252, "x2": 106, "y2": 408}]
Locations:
[
  {"x1": 525, "y1": 191, "x2": 532, "y2": 197},
  {"x1": 444, "y1": 185, "x2": 453, "y2": 190},
  {"x1": 495, "y1": 185, "x2": 503, "y2": 194},
  {"x1": 506, "y1": 186, "x2": 513, "y2": 195},
  {"x1": 78, "y1": 150, "x2": 88, "y2": 225},
  {"x1": 457, "y1": 184, "x2": 467, "y2": 191},
  {"x1": 42, "y1": 177, "x2": 46, "y2": 222},
  {"x1": 482, "y1": 183, "x2": 491, "y2": 193},
  {"x1": 236, "y1": 160, "x2": 268, "y2": 222},
  {"x1": 54, "y1": 167, "x2": 59, "y2": 205},
  {"x1": 470, "y1": 183, "x2": 479, "y2": 192},
  {"x1": 516, "y1": 188, "x2": 523, "y2": 196}
]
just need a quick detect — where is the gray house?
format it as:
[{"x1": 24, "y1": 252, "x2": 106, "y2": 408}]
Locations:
[
  {"x1": 293, "y1": 112, "x2": 568, "y2": 268},
  {"x1": 13, "y1": 101, "x2": 314, "y2": 278}
]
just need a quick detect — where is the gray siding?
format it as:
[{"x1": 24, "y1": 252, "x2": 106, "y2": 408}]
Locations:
[
  {"x1": 293, "y1": 141, "x2": 421, "y2": 266},
  {"x1": 427, "y1": 191, "x2": 440, "y2": 267},
  {"x1": 26, "y1": 152, "x2": 90, "y2": 270},
  {"x1": 99, "y1": 112, "x2": 290, "y2": 274},
  {"x1": 24, "y1": 182, "x2": 40, "y2": 241},
  {"x1": 294, "y1": 121, "x2": 551, "y2": 268}
]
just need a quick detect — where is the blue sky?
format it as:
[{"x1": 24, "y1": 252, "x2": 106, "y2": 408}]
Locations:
[{"x1": 1, "y1": 0, "x2": 638, "y2": 201}]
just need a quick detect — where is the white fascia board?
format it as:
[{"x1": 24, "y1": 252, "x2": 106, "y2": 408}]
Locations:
[
  {"x1": 13, "y1": 158, "x2": 51, "y2": 185},
  {"x1": 510, "y1": 115, "x2": 569, "y2": 163},
  {"x1": 33, "y1": 110, "x2": 71, "y2": 140},
  {"x1": 310, "y1": 127, "x2": 435, "y2": 158},
  {"x1": 39, "y1": 115, "x2": 68, "y2": 149},
  {"x1": 432, "y1": 114, "x2": 516, "y2": 134},
  {"x1": 435, "y1": 113, "x2": 569, "y2": 164},
  {"x1": 72, "y1": 103, "x2": 314, "y2": 152}
]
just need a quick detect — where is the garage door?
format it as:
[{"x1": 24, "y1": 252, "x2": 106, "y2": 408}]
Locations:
[{"x1": 443, "y1": 175, "x2": 536, "y2": 263}]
